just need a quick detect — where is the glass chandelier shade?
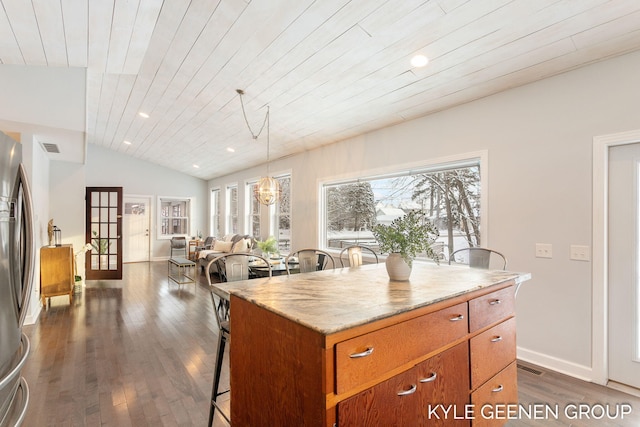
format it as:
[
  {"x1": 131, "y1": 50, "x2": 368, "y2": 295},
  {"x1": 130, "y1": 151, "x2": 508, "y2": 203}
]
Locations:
[
  {"x1": 254, "y1": 176, "x2": 281, "y2": 205},
  {"x1": 237, "y1": 89, "x2": 281, "y2": 206}
]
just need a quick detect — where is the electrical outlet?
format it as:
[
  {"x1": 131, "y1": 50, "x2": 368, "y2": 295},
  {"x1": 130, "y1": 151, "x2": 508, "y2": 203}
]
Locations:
[
  {"x1": 570, "y1": 245, "x2": 590, "y2": 261},
  {"x1": 535, "y1": 243, "x2": 552, "y2": 258}
]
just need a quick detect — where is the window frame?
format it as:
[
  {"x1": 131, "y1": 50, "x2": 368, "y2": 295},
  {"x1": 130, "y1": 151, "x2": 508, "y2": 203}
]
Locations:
[
  {"x1": 245, "y1": 179, "x2": 260, "y2": 238},
  {"x1": 226, "y1": 184, "x2": 238, "y2": 235},
  {"x1": 157, "y1": 196, "x2": 194, "y2": 239},
  {"x1": 318, "y1": 151, "x2": 488, "y2": 259},
  {"x1": 210, "y1": 187, "x2": 221, "y2": 237},
  {"x1": 271, "y1": 173, "x2": 291, "y2": 254}
]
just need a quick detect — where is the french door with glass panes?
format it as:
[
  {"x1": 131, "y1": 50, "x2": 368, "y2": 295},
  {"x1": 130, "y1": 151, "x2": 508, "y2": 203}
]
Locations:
[{"x1": 85, "y1": 187, "x2": 123, "y2": 280}]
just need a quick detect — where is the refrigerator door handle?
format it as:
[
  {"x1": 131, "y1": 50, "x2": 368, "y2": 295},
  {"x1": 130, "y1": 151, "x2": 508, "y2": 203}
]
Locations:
[
  {"x1": 13, "y1": 164, "x2": 34, "y2": 327},
  {"x1": 0, "y1": 334, "x2": 29, "y2": 391}
]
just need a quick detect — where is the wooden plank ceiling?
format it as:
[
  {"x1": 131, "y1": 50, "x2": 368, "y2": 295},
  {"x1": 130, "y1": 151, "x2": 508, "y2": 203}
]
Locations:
[{"x1": 1, "y1": 0, "x2": 640, "y2": 179}]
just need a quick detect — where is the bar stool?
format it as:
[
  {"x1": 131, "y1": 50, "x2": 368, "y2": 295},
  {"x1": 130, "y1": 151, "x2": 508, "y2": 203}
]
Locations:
[
  {"x1": 206, "y1": 253, "x2": 272, "y2": 426},
  {"x1": 338, "y1": 245, "x2": 379, "y2": 267}
]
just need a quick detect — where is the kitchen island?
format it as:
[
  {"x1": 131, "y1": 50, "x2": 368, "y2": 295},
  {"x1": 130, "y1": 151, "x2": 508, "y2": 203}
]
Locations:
[{"x1": 211, "y1": 262, "x2": 530, "y2": 426}]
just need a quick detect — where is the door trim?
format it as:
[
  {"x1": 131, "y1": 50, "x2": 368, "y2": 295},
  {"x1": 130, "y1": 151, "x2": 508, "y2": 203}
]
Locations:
[
  {"x1": 123, "y1": 194, "x2": 152, "y2": 263},
  {"x1": 593, "y1": 129, "x2": 640, "y2": 385}
]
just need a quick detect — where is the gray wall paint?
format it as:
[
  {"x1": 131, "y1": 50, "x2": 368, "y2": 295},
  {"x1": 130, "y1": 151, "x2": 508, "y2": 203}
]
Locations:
[{"x1": 208, "y1": 50, "x2": 640, "y2": 379}]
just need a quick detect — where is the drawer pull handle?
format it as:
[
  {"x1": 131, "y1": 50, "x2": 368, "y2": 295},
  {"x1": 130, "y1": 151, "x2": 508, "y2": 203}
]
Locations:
[
  {"x1": 491, "y1": 336, "x2": 503, "y2": 343},
  {"x1": 492, "y1": 384, "x2": 504, "y2": 393},
  {"x1": 419, "y1": 372, "x2": 437, "y2": 383},
  {"x1": 397, "y1": 384, "x2": 417, "y2": 396},
  {"x1": 449, "y1": 314, "x2": 465, "y2": 322},
  {"x1": 349, "y1": 347, "x2": 374, "y2": 358},
  {"x1": 489, "y1": 299, "x2": 502, "y2": 305}
]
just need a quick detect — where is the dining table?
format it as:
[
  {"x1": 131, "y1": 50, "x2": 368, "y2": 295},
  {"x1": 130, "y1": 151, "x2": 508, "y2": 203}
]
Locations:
[{"x1": 248, "y1": 257, "x2": 299, "y2": 277}]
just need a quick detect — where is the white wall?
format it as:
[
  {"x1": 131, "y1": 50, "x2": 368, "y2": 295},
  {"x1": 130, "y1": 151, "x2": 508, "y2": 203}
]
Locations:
[
  {"x1": 49, "y1": 160, "x2": 86, "y2": 273},
  {"x1": 84, "y1": 144, "x2": 209, "y2": 259},
  {"x1": 208, "y1": 50, "x2": 640, "y2": 380}
]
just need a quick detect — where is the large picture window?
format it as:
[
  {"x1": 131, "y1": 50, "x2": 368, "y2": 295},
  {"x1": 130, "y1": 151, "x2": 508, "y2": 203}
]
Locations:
[{"x1": 323, "y1": 159, "x2": 481, "y2": 260}]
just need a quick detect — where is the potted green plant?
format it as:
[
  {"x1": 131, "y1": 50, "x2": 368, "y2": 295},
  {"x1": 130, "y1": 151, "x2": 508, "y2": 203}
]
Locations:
[
  {"x1": 372, "y1": 210, "x2": 440, "y2": 280},
  {"x1": 256, "y1": 236, "x2": 279, "y2": 258}
]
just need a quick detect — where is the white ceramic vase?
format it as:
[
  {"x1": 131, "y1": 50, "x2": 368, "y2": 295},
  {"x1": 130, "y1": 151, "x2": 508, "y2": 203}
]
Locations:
[{"x1": 385, "y1": 253, "x2": 412, "y2": 281}]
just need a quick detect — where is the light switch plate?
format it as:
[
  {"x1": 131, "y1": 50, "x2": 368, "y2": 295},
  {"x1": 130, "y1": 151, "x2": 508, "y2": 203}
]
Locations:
[
  {"x1": 570, "y1": 245, "x2": 590, "y2": 261},
  {"x1": 535, "y1": 243, "x2": 552, "y2": 258}
]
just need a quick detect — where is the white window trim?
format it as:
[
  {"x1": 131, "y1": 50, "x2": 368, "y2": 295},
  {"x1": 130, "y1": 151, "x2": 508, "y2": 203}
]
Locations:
[
  {"x1": 272, "y1": 173, "x2": 292, "y2": 253},
  {"x1": 156, "y1": 195, "x2": 195, "y2": 240},
  {"x1": 245, "y1": 179, "x2": 260, "y2": 237},
  {"x1": 318, "y1": 150, "x2": 488, "y2": 254},
  {"x1": 226, "y1": 184, "x2": 239, "y2": 235},
  {"x1": 210, "y1": 187, "x2": 221, "y2": 237}
]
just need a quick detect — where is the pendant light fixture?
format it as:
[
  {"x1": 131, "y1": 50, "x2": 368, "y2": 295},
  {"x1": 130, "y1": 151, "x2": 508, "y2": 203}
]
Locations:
[{"x1": 236, "y1": 89, "x2": 281, "y2": 205}]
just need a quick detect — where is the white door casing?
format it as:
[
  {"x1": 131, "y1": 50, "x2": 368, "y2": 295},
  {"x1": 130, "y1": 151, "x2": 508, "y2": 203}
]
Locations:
[
  {"x1": 123, "y1": 196, "x2": 151, "y2": 263},
  {"x1": 608, "y1": 143, "x2": 640, "y2": 388},
  {"x1": 593, "y1": 129, "x2": 640, "y2": 385}
]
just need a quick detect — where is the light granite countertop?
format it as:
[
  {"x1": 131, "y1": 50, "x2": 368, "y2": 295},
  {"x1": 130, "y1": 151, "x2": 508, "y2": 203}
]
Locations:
[{"x1": 211, "y1": 262, "x2": 531, "y2": 335}]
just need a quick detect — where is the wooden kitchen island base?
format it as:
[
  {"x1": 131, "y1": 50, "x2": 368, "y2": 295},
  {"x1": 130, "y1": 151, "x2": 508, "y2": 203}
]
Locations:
[{"x1": 213, "y1": 263, "x2": 529, "y2": 426}]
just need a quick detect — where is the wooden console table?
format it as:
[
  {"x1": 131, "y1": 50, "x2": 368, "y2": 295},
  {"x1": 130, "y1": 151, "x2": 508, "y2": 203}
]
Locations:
[
  {"x1": 40, "y1": 244, "x2": 74, "y2": 306},
  {"x1": 213, "y1": 263, "x2": 530, "y2": 426}
]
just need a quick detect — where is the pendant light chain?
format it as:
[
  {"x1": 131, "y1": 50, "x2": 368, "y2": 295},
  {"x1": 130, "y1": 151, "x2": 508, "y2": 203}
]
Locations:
[
  {"x1": 236, "y1": 89, "x2": 281, "y2": 205},
  {"x1": 237, "y1": 89, "x2": 268, "y2": 140}
]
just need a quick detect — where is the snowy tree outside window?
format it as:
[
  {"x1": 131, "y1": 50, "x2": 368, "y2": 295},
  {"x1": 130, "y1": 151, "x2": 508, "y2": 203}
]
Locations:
[{"x1": 323, "y1": 161, "x2": 481, "y2": 260}]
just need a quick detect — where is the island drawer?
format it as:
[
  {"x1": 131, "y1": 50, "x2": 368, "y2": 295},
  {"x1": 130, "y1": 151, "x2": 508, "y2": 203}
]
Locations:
[
  {"x1": 470, "y1": 362, "x2": 518, "y2": 427},
  {"x1": 470, "y1": 317, "x2": 516, "y2": 389},
  {"x1": 338, "y1": 342, "x2": 470, "y2": 426},
  {"x1": 469, "y1": 286, "x2": 515, "y2": 332},
  {"x1": 335, "y1": 302, "x2": 468, "y2": 394}
]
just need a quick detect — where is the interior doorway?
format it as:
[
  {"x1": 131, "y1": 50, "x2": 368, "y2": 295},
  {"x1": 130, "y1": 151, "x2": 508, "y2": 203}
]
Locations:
[
  {"x1": 608, "y1": 142, "x2": 640, "y2": 390},
  {"x1": 85, "y1": 187, "x2": 123, "y2": 280},
  {"x1": 123, "y1": 196, "x2": 151, "y2": 263}
]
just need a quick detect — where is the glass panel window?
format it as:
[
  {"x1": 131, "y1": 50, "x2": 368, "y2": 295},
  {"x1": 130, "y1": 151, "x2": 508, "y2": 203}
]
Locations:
[
  {"x1": 274, "y1": 175, "x2": 291, "y2": 253},
  {"x1": 211, "y1": 188, "x2": 221, "y2": 237},
  {"x1": 246, "y1": 181, "x2": 260, "y2": 238},
  {"x1": 323, "y1": 161, "x2": 481, "y2": 260},
  {"x1": 226, "y1": 185, "x2": 238, "y2": 235},
  {"x1": 159, "y1": 197, "x2": 192, "y2": 238}
]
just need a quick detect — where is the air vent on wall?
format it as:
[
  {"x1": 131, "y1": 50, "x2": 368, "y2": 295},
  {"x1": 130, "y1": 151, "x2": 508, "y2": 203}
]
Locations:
[{"x1": 41, "y1": 142, "x2": 60, "y2": 153}]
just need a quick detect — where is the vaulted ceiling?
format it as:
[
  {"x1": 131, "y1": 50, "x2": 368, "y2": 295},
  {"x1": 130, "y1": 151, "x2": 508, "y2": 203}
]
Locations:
[{"x1": 1, "y1": 0, "x2": 640, "y2": 180}]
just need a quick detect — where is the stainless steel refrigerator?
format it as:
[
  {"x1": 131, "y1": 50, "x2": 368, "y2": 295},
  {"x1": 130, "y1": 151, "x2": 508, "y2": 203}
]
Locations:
[{"x1": 0, "y1": 131, "x2": 34, "y2": 426}]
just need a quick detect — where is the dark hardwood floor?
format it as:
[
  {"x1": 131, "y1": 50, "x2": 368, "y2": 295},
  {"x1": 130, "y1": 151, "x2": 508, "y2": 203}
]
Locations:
[
  {"x1": 21, "y1": 261, "x2": 640, "y2": 426},
  {"x1": 22, "y1": 261, "x2": 229, "y2": 426}
]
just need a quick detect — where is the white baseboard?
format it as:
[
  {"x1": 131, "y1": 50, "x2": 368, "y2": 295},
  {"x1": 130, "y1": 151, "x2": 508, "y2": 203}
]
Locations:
[
  {"x1": 517, "y1": 346, "x2": 594, "y2": 382},
  {"x1": 24, "y1": 304, "x2": 41, "y2": 326}
]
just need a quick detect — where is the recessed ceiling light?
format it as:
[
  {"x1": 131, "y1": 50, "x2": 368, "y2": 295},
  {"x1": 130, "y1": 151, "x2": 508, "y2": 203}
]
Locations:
[
  {"x1": 411, "y1": 54, "x2": 429, "y2": 68},
  {"x1": 193, "y1": 164, "x2": 200, "y2": 168},
  {"x1": 226, "y1": 147, "x2": 235, "y2": 153},
  {"x1": 123, "y1": 140, "x2": 132, "y2": 145},
  {"x1": 138, "y1": 112, "x2": 149, "y2": 118}
]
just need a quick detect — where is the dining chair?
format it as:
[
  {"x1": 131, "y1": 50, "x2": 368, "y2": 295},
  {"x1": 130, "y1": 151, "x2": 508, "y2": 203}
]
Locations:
[
  {"x1": 285, "y1": 248, "x2": 335, "y2": 275},
  {"x1": 339, "y1": 245, "x2": 379, "y2": 267},
  {"x1": 206, "y1": 253, "x2": 271, "y2": 426},
  {"x1": 448, "y1": 247, "x2": 507, "y2": 270},
  {"x1": 169, "y1": 236, "x2": 187, "y2": 258}
]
